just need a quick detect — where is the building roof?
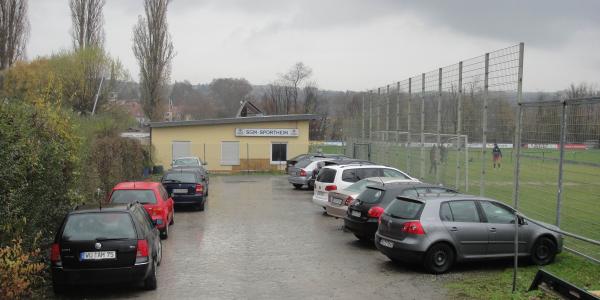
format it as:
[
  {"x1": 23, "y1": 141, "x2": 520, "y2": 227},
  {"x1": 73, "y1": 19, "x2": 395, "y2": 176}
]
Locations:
[
  {"x1": 236, "y1": 100, "x2": 264, "y2": 117},
  {"x1": 149, "y1": 114, "x2": 320, "y2": 128}
]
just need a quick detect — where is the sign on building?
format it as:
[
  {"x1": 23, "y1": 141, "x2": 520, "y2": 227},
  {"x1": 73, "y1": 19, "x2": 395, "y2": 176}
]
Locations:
[{"x1": 235, "y1": 128, "x2": 299, "y2": 137}]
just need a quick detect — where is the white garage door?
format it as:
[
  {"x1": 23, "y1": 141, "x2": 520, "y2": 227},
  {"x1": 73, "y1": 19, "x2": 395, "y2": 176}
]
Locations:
[
  {"x1": 221, "y1": 141, "x2": 240, "y2": 165},
  {"x1": 172, "y1": 141, "x2": 191, "y2": 161}
]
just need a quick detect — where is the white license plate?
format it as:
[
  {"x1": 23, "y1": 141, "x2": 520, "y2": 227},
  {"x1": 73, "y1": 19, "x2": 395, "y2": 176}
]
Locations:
[
  {"x1": 173, "y1": 188, "x2": 188, "y2": 194},
  {"x1": 317, "y1": 191, "x2": 326, "y2": 197},
  {"x1": 379, "y1": 239, "x2": 394, "y2": 248},
  {"x1": 351, "y1": 210, "x2": 361, "y2": 217},
  {"x1": 332, "y1": 198, "x2": 343, "y2": 205},
  {"x1": 80, "y1": 251, "x2": 116, "y2": 260}
]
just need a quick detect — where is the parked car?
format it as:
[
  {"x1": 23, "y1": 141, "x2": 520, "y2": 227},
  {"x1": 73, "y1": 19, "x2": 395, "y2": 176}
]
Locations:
[
  {"x1": 326, "y1": 177, "x2": 421, "y2": 219},
  {"x1": 344, "y1": 183, "x2": 456, "y2": 241},
  {"x1": 286, "y1": 153, "x2": 348, "y2": 173},
  {"x1": 109, "y1": 182, "x2": 175, "y2": 239},
  {"x1": 172, "y1": 156, "x2": 205, "y2": 169},
  {"x1": 312, "y1": 164, "x2": 416, "y2": 209},
  {"x1": 375, "y1": 194, "x2": 563, "y2": 274},
  {"x1": 308, "y1": 159, "x2": 375, "y2": 188},
  {"x1": 50, "y1": 203, "x2": 162, "y2": 293},
  {"x1": 161, "y1": 168, "x2": 209, "y2": 211},
  {"x1": 287, "y1": 157, "x2": 332, "y2": 189}
]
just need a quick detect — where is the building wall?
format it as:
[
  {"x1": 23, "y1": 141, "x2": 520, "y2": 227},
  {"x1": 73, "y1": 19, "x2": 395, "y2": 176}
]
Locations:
[{"x1": 151, "y1": 120, "x2": 310, "y2": 172}]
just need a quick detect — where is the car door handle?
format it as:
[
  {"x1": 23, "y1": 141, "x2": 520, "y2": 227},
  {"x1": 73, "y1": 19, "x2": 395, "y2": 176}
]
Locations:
[
  {"x1": 489, "y1": 227, "x2": 497, "y2": 232},
  {"x1": 449, "y1": 227, "x2": 458, "y2": 231}
]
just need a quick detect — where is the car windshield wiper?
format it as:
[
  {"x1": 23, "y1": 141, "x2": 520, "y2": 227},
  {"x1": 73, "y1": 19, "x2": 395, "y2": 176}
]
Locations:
[{"x1": 95, "y1": 237, "x2": 131, "y2": 241}]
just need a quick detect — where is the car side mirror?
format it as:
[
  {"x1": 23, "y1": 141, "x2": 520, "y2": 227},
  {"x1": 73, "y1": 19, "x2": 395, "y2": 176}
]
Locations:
[{"x1": 518, "y1": 216, "x2": 527, "y2": 225}]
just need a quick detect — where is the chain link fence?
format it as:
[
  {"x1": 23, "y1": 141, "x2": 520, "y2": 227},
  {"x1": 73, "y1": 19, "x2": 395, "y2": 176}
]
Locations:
[{"x1": 342, "y1": 43, "x2": 600, "y2": 263}]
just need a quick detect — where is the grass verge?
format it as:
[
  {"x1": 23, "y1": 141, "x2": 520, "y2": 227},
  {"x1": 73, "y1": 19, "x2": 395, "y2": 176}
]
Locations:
[{"x1": 446, "y1": 252, "x2": 600, "y2": 299}]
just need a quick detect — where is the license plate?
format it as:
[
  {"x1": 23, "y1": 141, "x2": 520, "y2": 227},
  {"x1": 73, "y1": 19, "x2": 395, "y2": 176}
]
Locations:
[
  {"x1": 379, "y1": 239, "x2": 394, "y2": 248},
  {"x1": 332, "y1": 198, "x2": 343, "y2": 205},
  {"x1": 80, "y1": 251, "x2": 116, "y2": 260},
  {"x1": 173, "y1": 188, "x2": 188, "y2": 194},
  {"x1": 317, "y1": 191, "x2": 326, "y2": 197},
  {"x1": 351, "y1": 210, "x2": 361, "y2": 217}
]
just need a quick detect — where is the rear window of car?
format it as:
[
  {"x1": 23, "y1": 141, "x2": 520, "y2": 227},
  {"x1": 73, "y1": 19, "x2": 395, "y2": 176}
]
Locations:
[
  {"x1": 357, "y1": 188, "x2": 384, "y2": 204},
  {"x1": 61, "y1": 213, "x2": 136, "y2": 241},
  {"x1": 173, "y1": 158, "x2": 199, "y2": 166},
  {"x1": 316, "y1": 168, "x2": 336, "y2": 183},
  {"x1": 385, "y1": 198, "x2": 424, "y2": 219},
  {"x1": 110, "y1": 190, "x2": 157, "y2": 204},
  {"x1": 163, "y1": 172, "x2": 197, "y2": 183},
  {"x1": 344, "y1": 179, "x2": 373, "y2": 193},
  {"x1": 295, "y1": 159, "x2": 313, "y2": 168}
]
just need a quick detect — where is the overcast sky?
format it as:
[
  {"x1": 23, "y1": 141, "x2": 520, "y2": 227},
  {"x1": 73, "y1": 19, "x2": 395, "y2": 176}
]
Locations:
[{"x1": 29, "y1": 0, "x2": 600, "y2": 92}]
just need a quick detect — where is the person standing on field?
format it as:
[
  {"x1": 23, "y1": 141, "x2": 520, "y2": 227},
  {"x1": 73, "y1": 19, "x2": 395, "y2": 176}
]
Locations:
[
  {"x1": 492, "y1": 143, "x2": 502, "y2": 168},
  {"x1": 429, "y1": 145, "x2": 439, "y2": 174}
]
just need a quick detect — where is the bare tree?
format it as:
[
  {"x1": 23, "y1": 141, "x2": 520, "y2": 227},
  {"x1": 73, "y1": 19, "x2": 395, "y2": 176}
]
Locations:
[
  {"x1": 132, "y1": 0, "x2": 175, "y2": 121},
  {"x1": 70, "y1": 0, "x2": 105, "y2": 49},
  {"x1": 281, "y1": 62, "x2": 312, "y2": 113},
  {"x1": 0, "y1": 0, "x2": 29, "y2": 70}
]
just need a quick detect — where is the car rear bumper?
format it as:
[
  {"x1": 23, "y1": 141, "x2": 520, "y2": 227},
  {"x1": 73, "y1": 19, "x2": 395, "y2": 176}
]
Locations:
[
  {"x1": 51, "y1": 262, "x2": 151, "y2": 285},
  {"x1": 172, "y1": 194, "x2": 204, "y2": 205},
  {"x1": 326, "y1": 204, "x2": 347, "y2": 218},
  {"x1": 374, "y1": 232, "x2": 427, "y2": 262},
  {"x1": 288, "y1": 176, "x2": 310, "y2": 185},
  {"x1": 312, "y1": 194, "x2": 329, "y2": 208},
  {"x1": 344, "y1": 217, "x2": 378, "y2": 238}
]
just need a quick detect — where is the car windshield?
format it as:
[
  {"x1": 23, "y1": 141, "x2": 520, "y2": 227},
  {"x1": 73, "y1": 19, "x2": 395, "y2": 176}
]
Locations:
[
  {"x1": 163, "y1": 173, "x2": 196, "y2": 183},
  {"x1": 385, "y1": 198, "x2": 424, "y2": 219},
  {"x1": 173, "y1": 158, "x2": 199, "y2": 166},
  {"x1": 62, "y1": 213, "x2": 136, "y2": 241},
  {"x1": 356, "y1": 187, "x2": 383, "y2": 204},
  {"x1": 110, "y1": 189, "x2": 157, "y2": 204},
  {"x1": 344, "y1": 179, "x2": 375, "y2": 193}
]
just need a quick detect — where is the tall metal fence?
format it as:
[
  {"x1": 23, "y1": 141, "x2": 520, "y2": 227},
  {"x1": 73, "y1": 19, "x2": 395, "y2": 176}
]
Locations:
[{"x1": 342, "y1": 43, "x2": 600, "y2": 262}]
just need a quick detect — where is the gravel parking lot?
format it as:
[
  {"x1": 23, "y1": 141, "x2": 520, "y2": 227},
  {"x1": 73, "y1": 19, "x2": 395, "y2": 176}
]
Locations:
[{"x1": 59, "y1": 175, "x2": 447, "y2": 299}]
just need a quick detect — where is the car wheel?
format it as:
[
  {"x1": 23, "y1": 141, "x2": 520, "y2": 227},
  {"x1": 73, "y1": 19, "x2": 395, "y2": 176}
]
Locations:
[
  {"x1": 423, "y1": 243, "x2": 454, "y2": 274},
  {"x1": 169, "y1": 211, "x2": 174, "y2": 225},
  {"x1": 52, "y1": 281, "x2": 66, "y2": 294},
  {"x1": 160, "y1": 224, "x2": 169, "y2": 240},
  {"x1": 144, "y1": 261, "x2": 158, "y2": 290},
  {"x1": 531, "y1": 237, "x2": 557, "y2": 265},
  {"x1": 293, "y1": 184, "x2": 303, "y2": 189}
]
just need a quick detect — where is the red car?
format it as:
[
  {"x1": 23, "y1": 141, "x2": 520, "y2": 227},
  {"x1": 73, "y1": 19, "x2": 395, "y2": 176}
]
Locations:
[{"x1": 108, "y1": 182, "x2": 175, "y2": 239}]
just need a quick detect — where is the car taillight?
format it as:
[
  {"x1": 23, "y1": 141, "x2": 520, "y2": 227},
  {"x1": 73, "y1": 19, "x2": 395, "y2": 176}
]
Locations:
[
  {"x1": 195, "y1": 183, "x2": 203, "y2": 193},
  {"x1": 344, "y1": 196, "x2": 354, "y2": 206},
  {"x1": 299, "y1": 169, "x2": 307, "y2": 176},
  {"x1": 402, "y1": 221, "x2": 425, "y2": 235},
  {"x1": 152, "y1": 207, "x2": 163, "y2": 216},
  {"x1": 136, "y1": 240, "x2": 149, "y2": 257},
  {"x1": 50, "y1": 243, "x2": 61, "y2": 263},
  {"x1": 325, "y1": 185, "x2": 337, "y2": 191},
  {"x1": 367, "y1": 206, "x2": 385, "y2": 218}
]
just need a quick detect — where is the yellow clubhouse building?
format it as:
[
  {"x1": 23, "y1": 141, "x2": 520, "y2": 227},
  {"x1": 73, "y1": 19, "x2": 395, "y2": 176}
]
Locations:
[{"x1": 149, "y1": 112, "x2": 318, "y2": 173}]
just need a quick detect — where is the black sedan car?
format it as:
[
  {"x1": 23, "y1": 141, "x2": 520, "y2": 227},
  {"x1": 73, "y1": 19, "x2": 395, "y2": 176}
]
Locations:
[
  {"x1": 345, "y1": 182, "x2": 456, "y2": 242},
  {"x1": 161, "y1": 168, "x2": 209, "y2": 210},
  {"x1": 50, "y1": 203, "x2": 162, "y2": 293}
]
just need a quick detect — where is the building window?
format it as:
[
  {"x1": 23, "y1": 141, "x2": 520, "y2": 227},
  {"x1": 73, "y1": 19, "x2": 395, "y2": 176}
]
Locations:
[
  {"x1": 221, "y1": 141, "x2": 240, "y2": 165},
  {"x1": 271, "y1": 143, "x2": 287, "y2": 164}
]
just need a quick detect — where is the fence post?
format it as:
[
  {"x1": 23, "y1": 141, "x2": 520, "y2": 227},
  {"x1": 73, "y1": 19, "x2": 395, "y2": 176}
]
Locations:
[
  {"x1": 407, "y1": 78, "x2": 412, "y2": 174},
  {"x1": 377, "y1": 87, "x2": 381, "y2": 141},
  {"x1": 362, "y1": 93, "x2": 366, "y2": 140},
  {"x1": 456, "y1": 61, "x2": 463, "y2": 190},
  {"x1": 386, "y1": 84, "x2": 390, "y2": 141},
  {"x1": 369, "y1": 90, "x2": 373, "y2": 140},
  {"x1": 420, "y1": 73, "x2": 426, "y2": 179},
  {"x1": 512, "y1": 42, "x2": 525, "y2": 293},
  {"x1": 556, "y1": 99, "x2": 567, "y2": 227},
  {"x1": 480, "y1": 53, "x2": 490, "y2": 196},
  {"x1": 436, "y1": 68, "x2": 442, "y2": 183}
]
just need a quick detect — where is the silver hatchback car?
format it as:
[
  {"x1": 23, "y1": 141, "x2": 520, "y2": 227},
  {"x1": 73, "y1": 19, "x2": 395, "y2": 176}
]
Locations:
[{"x1": 375, "y1": 194, "x2": 563, "y2": 274}]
